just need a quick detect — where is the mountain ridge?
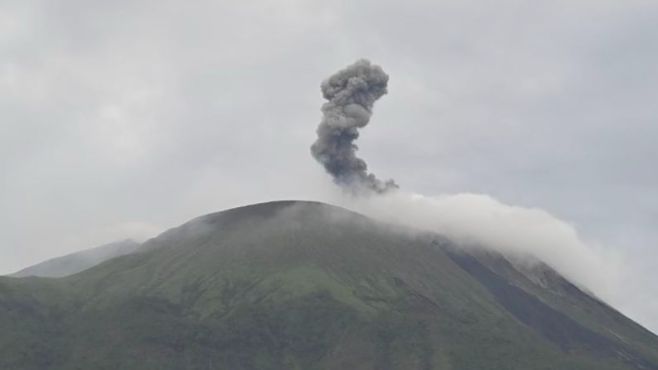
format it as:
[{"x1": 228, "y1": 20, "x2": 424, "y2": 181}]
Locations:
[{"x1": 11, "y1": 239, "x2": 140, "y2": 278}]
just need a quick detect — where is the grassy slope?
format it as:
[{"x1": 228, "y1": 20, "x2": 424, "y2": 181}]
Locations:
[{"x1": 1, "y1": 201, "x2": 657, "y2": 370}]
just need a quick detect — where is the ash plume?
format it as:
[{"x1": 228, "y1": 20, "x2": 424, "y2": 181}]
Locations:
[
  {"x1": 309, "y1": 61, "x2": 622, "y2": 314},
  {"x1": 311, "y1": 59, "x2": 398, "y2": 193}
]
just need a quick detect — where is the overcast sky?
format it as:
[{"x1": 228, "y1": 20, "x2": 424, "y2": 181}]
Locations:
[{"x1": 1, "y1": 0, "x2": 657, "y2": 332}]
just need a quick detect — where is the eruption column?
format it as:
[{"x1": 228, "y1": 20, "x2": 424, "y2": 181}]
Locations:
[{"x1": 311, "y1": 59, "x2": 398, "y2": 193}]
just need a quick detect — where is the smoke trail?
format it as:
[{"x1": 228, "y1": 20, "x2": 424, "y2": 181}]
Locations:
[{"x1": 311, "y1": 59, "x2": 398, "y2": 193}]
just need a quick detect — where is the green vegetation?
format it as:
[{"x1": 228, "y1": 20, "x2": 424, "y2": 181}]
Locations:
[{"x1": 1, "y1": 201, "x2": 657, "y2": 369}]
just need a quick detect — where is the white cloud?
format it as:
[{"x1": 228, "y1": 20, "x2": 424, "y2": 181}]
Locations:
[{"x1": 342, "y1": 191, "x2": 623, "y2": 301}]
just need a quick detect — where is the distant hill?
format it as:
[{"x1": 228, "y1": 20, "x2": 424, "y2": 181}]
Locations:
[
  {"x1": 0, "y1": 201, "x2": 656, "y2": 369},
  {"x1": 11, "y1": 239, "x2": 140, "y2": 278}
]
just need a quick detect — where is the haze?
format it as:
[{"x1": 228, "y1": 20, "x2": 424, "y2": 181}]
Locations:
[{"x1": 1, "y1": 0, "x2": 657, "y2": 333}]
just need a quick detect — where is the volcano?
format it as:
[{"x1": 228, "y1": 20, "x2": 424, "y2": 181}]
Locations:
[{"x1": 1, "y1": 201, "x2": 656, "y2": 369}]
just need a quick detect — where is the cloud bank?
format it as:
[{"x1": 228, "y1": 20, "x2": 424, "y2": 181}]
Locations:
[{"x1": 342, "y1": 191, "x2": 621, "y2": 300}]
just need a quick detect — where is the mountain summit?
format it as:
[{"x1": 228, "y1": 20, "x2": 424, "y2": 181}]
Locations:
[{"x1": 1, "y1": 201, "x2": 656, "y2": 369}]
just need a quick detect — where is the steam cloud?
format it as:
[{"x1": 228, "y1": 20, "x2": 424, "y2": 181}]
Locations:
[{"x1": 311, "y1": 59, "x2": 398, "y2": 193}]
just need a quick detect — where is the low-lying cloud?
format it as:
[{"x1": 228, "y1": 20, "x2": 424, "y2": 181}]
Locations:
[{"x1": 340, "y1": 191, "x2": 622, "y2": 300}]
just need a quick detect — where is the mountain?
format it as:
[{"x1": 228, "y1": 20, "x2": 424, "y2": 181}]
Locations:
[
  {"x1": 11, "y1": 239, "x2": 140, "y2": 278},
  {"x1": 0, "y1": 201, "x2": 656, "y2": 370}
]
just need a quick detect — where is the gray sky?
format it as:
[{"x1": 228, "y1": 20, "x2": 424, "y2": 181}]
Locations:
[{"x1": 1, "y1": 0, "x2": 657, "y2": 332}]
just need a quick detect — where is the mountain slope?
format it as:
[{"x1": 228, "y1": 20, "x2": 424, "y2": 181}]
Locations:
[
  {"x1": 0, "y1": 201, "x2": 656, "y2": 370},
  {"x1": 11, "y1": 239, "x2": 140, "y2": 278}
]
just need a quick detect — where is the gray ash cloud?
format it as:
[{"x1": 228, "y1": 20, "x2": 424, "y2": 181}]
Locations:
[{"x1": 311, "y1": 59, "x2": 398, "y2": 193}]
